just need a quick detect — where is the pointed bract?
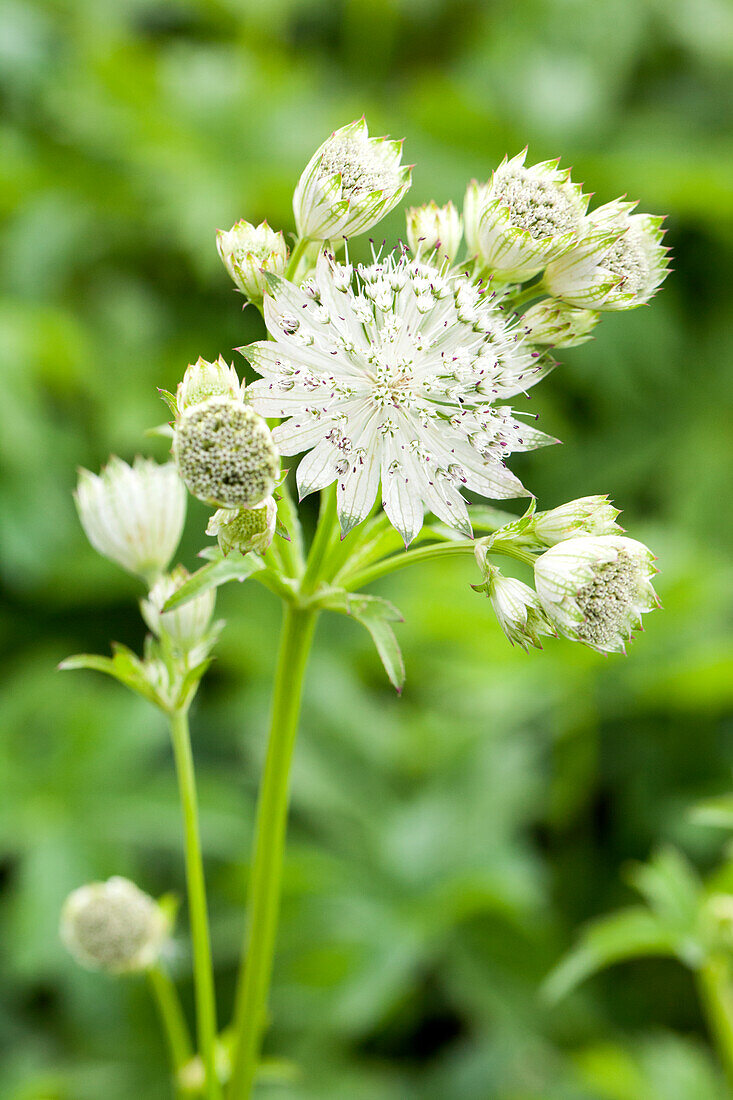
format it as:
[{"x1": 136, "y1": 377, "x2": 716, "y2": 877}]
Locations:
[
  {"x1": 521, "y1": 299, "x2": 599, "y2": 348},
  {"x1": 474, "y1": 553, "x2": 554, "y2": 650},
  {"x1": 406, "y1": 200, "x2": 463, "y2": 266}
]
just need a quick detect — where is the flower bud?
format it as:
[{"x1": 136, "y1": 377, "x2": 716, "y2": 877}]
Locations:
[
  {"x1": 216, "y1": 220, "x2": 288, "y2": 301},
  {"x1": 474, "y1": 151, "x2": 588, "y2": 281},
  {"x1": 141, "y1": 565, "x2": 216, "y2": 649},
  {"x1": 406, "y1": 201, "x2": 462, "y2": 266},
  {"x1": 176, "y1": 356, "x2": 242, "y2": 413},
  {"x1": 474, "y1": 554, "x2": 554, "y2": 650},
  {"x1": 531, "y1": 496, "x2": 622, "y2": 545},
  {"x1": 534, "y1": 535, "x2": 659, "y2": 653},
  {"x1": 206, "y1": 496, "x2": 277, "y2": 556},
  {"x1": 521, "y1": 299, "x2": 599, "y2": 348},
  {"x1": 293, "y1": 118, "x2": 412, "y2": 242},
  {"x1": 173, "y1": 396, "x2": 279, "y2": 509},
  {"x1": 544, "y1": 199, "x2": 669, "y2": 310},
  {"x1": 75, "y1": 458, "x2": 186, "y2": 580},
  {"x1": 61, "y1": 877, "x2": 167, "y2": 974}
]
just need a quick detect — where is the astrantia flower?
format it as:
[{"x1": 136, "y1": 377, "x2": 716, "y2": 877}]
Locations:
[
  {"x1": 142, "y1": 565, "x2": 217, "y2": 650},
  {"x1": 521, "y1": 299, "x2": 599, "y2": 348},
  {"x1": 531, "y1": 495, "x2": 622, "y2": 545},
  {"x1": 534, "y1": 535, "x2": 659, "y2": 653},
  {"x1": 474, "y1": 151, "x2": 588, "y2": 281},
  {"x1": 544, "y1": 200, "x2": 669, "y2": 310},
  {"x1": 244, "y1": 250, "x2": 556, "y2": 544},
  {"x1": 216, "y1": 219, "x2": 288, "y2": 301},
  {"x1": 61, "y1": 877, "x2": 168, "y2": 974},
  {"x1": 406, "y1": 201, "x2": 462, "y2": 266},
  {"x1": 176, "y1": 356, "x2": 243, "y2": 413},
  {"x1": 75, "y1": 457, "x2": 186, "y2": 580},
  {"x1": 293, "y1": 118, "x2": 412, "y2": 242},
  {"x1": 206, "y1": 496, "x2": 277, "y2": 556},
  {"x1": 474, "y1": 553, "x2": 553, "y2": 650},
  {"x1": 173, "y1": 397, "x2": 279, "y2": 508}
]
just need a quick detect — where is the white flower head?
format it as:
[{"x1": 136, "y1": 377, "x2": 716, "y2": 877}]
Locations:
[
  {"x1": 61, "y1": 877, "x2": 168, "y2": 974},
  {"x1": 475, "y1": 151, "x2": 588, "y2": 281},
  {"x1": 474, "y1": 551, "x2": 554, "y2": 650},
  {"x1": 141, "y1": 565, "x2": 217, "y2": 650},
  {"x1": 244, "y1": 249, "x2": 556, "y2": 545},
  {"x1": 206, "y1": 496, "x2": 277, "y2": 556},
  {"x1": 544, "y1": 199, "x2": 669, "y2": 310},
  {"x1": 173, "y1": 396, "x2": 279, "y2": 508},
  {"x1": 406, "y1": 200, "x2": 463, "y2": 266},
  {"x1": 534, "y1": 534, "x2": 659, "y2": 654},
  {"x1": 293, "y1": 118, "x2": 412, "y2": 242},
  {"x1": 531, "y1": 496, "x2": 622, "y2": 545},
  {"x1": 216, "y1": 219, "x2": 288, "y2": 301},
  {"x1": 521, "y1": 299, "x2": 599, "y2": 348},
  {"x1": 75, "y1": 457, "x2": 186, "y2": 581},
  {"x1": 176, "y1": 356, "x2": 243, "y2": 414}
]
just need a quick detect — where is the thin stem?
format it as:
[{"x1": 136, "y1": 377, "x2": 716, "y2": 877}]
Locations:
[
  {"x1": 697, "y1": 955, "x2": 733, "y2": 1090},
  {"x1": 301, "y1": 485, "x2": 338, "y2": 593},
  {"x1": 169, "y1": 710, "x2": 222, "y2": 1100},
  {"x1": 147, "y1": 964, "x2": 193, "y2": 1094},
  {"x1": 341, "y1": 538, "x2": 536, "y2": 591},
  {"x1": 284, "y1": 237, "x2": 312, "y2": 282},
  {"x1": 510, "y1": 283, "x2": 546, "y2": 309},
  {"x1": 227, "y1": 604, "x2": 318, "y2": 1099}
]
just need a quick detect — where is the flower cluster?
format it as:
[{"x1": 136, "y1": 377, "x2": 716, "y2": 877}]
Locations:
[{"x1": 61, "y1": 877, "x2": 168, "y2": 974}]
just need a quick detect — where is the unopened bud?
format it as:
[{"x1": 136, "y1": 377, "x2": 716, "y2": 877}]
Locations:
[
  {"x1": 61, "y1": 877, "x2": 167, "y2": 974},
  {"x1": 216, "y1": 220, "x2": 288, "y2": 301},
  {"x1": 206, "y1": 496, "x2": 277, "y2": 555},
  {"x1": 176, "y1": 356, "x2": 242, "y2": 413},
  {"x1": 141, "y1": 565, "x2": 216, "y2": 649}
]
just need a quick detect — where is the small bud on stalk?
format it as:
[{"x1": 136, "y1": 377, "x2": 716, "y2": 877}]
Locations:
[
  {"x1": 173, "y1": 396, "x2": 279, "y2": 509},
  {"x1": 216, "y1": 220, "x2": 288, "y2": 301},
  {"x1": 176, "y1": 356, "x2": 243, "y2": 413},
  {"x1": 142, "y1": 565, "x2": 217, "y2": 649},
  {"x1": 474, "y1": 549, "x2": 553, "y2": 650},
  {"x1": 522, "y1": 300, "x2": 599, "y2": 348},
  {"x1": 406, "y1": 201, "x2": 462, "y2": 266},
  {"x1": 61, "y1": 877, "x2": 168, "y2": 974},
  {"x1": 534, "y1": 535, "x2": 659, "y2": 653},
  {"x1": 206, "y1": 496, "x2": 277, "y2": 556},
  {"x1": 530, "y1": 496, "x2": 622, "y2": 545},
  {"x1": 75, "y1": 458, "x2": 186, "y2": 580}
]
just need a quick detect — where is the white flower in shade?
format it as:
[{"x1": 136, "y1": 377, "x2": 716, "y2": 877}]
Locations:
[
  {"x1": 534, "y1": 535, "x2": 659, "y2": 654},
  {"x1": 243, "y1": 249, "x2": 556, "y2": 545},
  {"x1": 531, "y1": 496, "x2": 622, "y2": 545},
  {"x1": 216, "y1": 219, "x2": 288, "y2": 301},
  {"x1": 141, "y1": 565, "x2": 216, "y2": 650},
  {"x1": 206, "y1": 496, "x2": 277, "y2": 556},
  {"x1": 173, "y1": 397, "x2": 279, "y2": 508},
  {"x1": 521, "y1": 299, "x2": 599, "y2": 348},
  {"x1": 406, "y1": 201, "x2": 463, "y2": 266},
  {"x1": 474, "y1": 552, "x2": 553, "y2": 650},
  {"x1": 75, "y1": 458, "x2": 186, "y2": 581},
  {"x1": 176, "y1": 356, "x2": 243, "y2": 413},
  {"x1": 293, "y1": 118, "x2": 412, "y2": 242},
  {"x1": 544, "y1": 200, "x2": 669, "y2": 310},
  {"x1": 61, "y1": 877, "x2": 168, "y2": 974},
  {"x1": 475, "y1": 151, "x2": 588, "y2": 281}
]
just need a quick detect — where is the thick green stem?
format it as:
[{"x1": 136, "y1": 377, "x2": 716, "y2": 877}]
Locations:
[
  {"x1": 301, "y1": 485, "x2": 338, "y2": 593},
  {"x1": 697, "y1": 955, "x2": 733, "y2": 1090},
  {"x1": 227, "y1": 605, "x2": 318, "y2": 1099},
  {"x1": 169, "y1": 710, "x2": 222, "y2": 1100},
  {"x1": 341, "y1": 538, "x2": 536, "y2": 591},
  {"x1": 148, "y1": 964, "x2": 193, "y2": 1095}
]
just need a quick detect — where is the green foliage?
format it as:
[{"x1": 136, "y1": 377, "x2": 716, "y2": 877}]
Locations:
[{"x1": 1, "y1": 0, "x2": 732, "y2": 1097}]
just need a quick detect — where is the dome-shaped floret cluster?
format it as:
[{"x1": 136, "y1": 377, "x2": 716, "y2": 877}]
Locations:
[
  {"x1": 75, "y1": 457, "x2": 186, "y2": 580},
  {"x1": 244, "y1": 249, "x2": 556, "y2": 545},
  {"x1": 173, "y1": 397, "x2": 279, "y2": 509},
  {"x1": 534, "y1": 535, "x2": 659, "y2": 653},
  {"x1": 142, "y1": 565, "x2": 217, "y2": 650},
  {"x1": 216, "y1": 219, "x2": 288, "y2": 301},
  {"x1": 61, "y1": 877, "x2": 167, "y2": 974},
  {"x1": 293, "y1": 118, "x2": 412, "y2": 241},
  {"x1": 206, "y1": 497, "x2": 277, "y2": 556}
]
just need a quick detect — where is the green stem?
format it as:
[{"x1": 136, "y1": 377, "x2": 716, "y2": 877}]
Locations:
[
  {"x1": 148, "y1": 964, "x2": 193, "y2": 1094},
  {"x1": 341, "y1": 538, "x2": 536, "y2": 591},
  {"x1": 169, "y1": 710, "x2": 222, "y2": 1100},
  {"x1": 698, "y1": 955, "x2": 733, "y2": 1090},
  {"x1": 227, "y1": 604, "x2": 318, "y2": 1099},
  {"x1": 510, "y1": 282, "x2": 546, "y2": 309},
  {"x1": 284, "y1": 237, "x2": 312, "y2": 282},
  {"x1": 301, "y1": 485, "x2": 338, "y2": 593}
]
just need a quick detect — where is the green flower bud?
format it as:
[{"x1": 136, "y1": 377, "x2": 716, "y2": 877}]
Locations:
[
  {"x1": 406, "y1": 201, "x2": 462, "y2": 266},
  {"x1": 176, "y1": 356, "x2": 243, "y2": 413},
  {"x1": 141, "y1": 565, "x2": 216, "y2": 649},
  {"x1": 216, "y1": 220, "x2": 288, "y2": 301},
  {"x1": 206, "y1": 496, "x2": 277, "y2": 555}
]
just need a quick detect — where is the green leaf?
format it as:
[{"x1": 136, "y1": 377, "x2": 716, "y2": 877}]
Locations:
[
  {"x1": 690, "y1": 794, "x2": 733, "y2": 830},
  {"x1": 321, "y1": 590, "x2": 405, "y2": 692},
  {"x1": 59, "y1": 645, "x2": 163, "y2": 708},
  {"x1": 542, "y1": 906, "x2": 678, "y2": 1003},
  {"x1": 625, "y1": 847, "x2": 702, "y2": 932},
  {"x1": 163, "y1": 551, "x2": 264, "y2": 610}
]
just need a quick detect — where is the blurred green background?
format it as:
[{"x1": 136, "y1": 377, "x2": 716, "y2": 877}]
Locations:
[{"x1": 1, "y1": 0, "x2": 732, "y2": 1097}]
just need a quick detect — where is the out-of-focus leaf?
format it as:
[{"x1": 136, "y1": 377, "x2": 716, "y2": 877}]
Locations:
[{"x1": 163, "y1": 551, "x2": 264, "y2": 610}]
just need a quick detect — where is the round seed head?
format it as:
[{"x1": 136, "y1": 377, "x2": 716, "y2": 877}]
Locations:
[
  {"x1": 61, "y1": 877, "x2": 167, "y2": 974},
  {"x1": 173, "y1": 397, "x2": 279, "y2": 508}
]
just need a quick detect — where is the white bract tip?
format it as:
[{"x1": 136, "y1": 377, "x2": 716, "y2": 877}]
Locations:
[
  {"x1": 246, "y1": 249, "x2": 556, "y2": 546},
  {"x1": 206, "y1": 496, "x2": 277, "y2": 556},
  {"x1": 293, "y1": 118, "x2": 411, "y2": 241},
  {"x1": 406, "y1": 201, "x2": 463, "y2": 266},
  {"x1": 216, "y1": 219, "x2": 288, "y2": 301},
  {"x1": 75, "y1": 457, "x2": 186, "y2": 580},
  {"x1": 176, "y1": 356, "x2": 243, "y2": 413},
  {"x1": 173, "y1": 397, "x2": 279, "y2": 508},
  {"x1": 534, "y1": 534, "x2": 659, "y2": 653},
  {"x1": 61, "y1": 877, "x2": 168, "y2": 974},
  {"x1": 521, "y1": 299, "x2": 599, "y2": 348},
  {"x1": 531, "y1": 496, "x2": 622, "y2": 545},
  {"x1": 474, "y1": 152, "x2": 588, "y2": 281},
  {"x1": 475, "y1": 554, "x2": 554, "y2": 650},
  {"x1": 141, "y1": 565, "x2": 217, "y2": 650},
  {"x1": 544, "y1": 200, "x2": 669, "y2": 310}
]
